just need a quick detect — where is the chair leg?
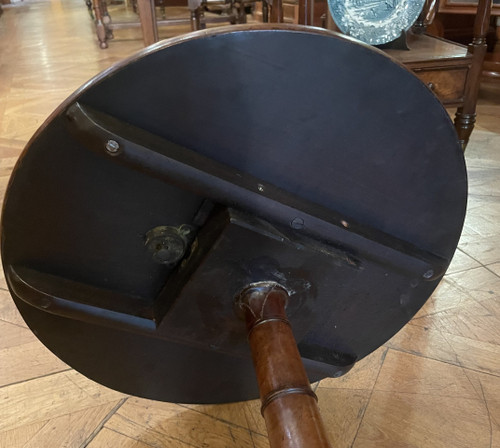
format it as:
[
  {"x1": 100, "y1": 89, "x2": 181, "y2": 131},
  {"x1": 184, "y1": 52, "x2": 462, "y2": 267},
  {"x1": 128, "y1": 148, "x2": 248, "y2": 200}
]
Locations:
[
  {"x1": 102, "y1": 2, "x2": 114, "y2": 40},
  {"x1": 190, "y1": 7, "x2": 205, "y2": 30},
  {"x1": 189, "y1": 0, "x2": 205, "y2": 30},
  {"x1": 454, "y1": 110, "x2": 476, "y2": 151},
  {"x1": 262, "y1": 0, "x2": 269, "y2": 22},
  {"x1": 190, "y1": 9, "x2": 199, "y2": 30},
  {"x1": 93, "y1": 0, "x2": 109, "y2": 49},
  {"x1": 86, "y1": 0, "x2": 94, "y2": 19},
  {"x1": 137, "y1": 0, "x2": 159, "y2": 46},
  {"x1": 236, "y1": 1, "x2": 247, "y2": 23},
  {"x1": 269, "y1": 0, "x2": 283, "y2": 22}
]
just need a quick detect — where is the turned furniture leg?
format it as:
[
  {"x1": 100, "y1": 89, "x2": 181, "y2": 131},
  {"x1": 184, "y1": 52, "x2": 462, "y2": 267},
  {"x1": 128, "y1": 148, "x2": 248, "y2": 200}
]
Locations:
[
  {"x1": 454, "y1": 0, "x2": 492, "y2": 150},
  {"x1": 270, "y1": 0, "x2": 283, "y2": 22},
  {"x1": 101, "y1": 1, "x2": 114, "y2": 40},
  {"x1": 189, "y1": 0, "x2": 204, "y2": 30},
  {"x1": 262, "y1": 0, "x2": 269, "y2": 22},
  {"x1": 93, "y1": 0, "x2": 109, "y2": 49},
  {"x1": 236, "y1": 0, "x2": 247, "y2": 23},
  {"x1": 298, "y1": 0, "x2": 313, "y2": 25},
  {"x1": 190, "y1": 9, "x2": 199, "y2": 30},
  {"x1": 454, "y1": 111, "x2": 477, "y2": 150},
  {"x1": 137, "y1": 0, "x2": 159, "y2": 47},
  {"x1": 236, "y1": 283, "x2": 332, "y2": 448},
  {"x1": 86, "y1": 0, "x2": 94, "y2": 19}
]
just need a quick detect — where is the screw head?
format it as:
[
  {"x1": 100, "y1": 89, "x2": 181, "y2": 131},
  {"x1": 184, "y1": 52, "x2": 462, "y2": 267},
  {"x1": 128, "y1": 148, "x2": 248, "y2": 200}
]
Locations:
[
  {"x1": 40, "y1": 298, "x2": 51, "y2": 309},
  {"x1": 105, "y1": 139, "x2": 120, "y2": 154},
  {"x1": 423, "y1": 269, "x2": 434, "y2": 280},
  {"x1": 290, "y1": 217, "x2": 304, "y2": 230}
]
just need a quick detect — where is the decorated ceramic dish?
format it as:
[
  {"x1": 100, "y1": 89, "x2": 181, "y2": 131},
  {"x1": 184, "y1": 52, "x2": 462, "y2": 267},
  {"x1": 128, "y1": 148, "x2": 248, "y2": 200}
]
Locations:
[{"x1": 329, "y1": 0, "x2": 426, "y2": 45}]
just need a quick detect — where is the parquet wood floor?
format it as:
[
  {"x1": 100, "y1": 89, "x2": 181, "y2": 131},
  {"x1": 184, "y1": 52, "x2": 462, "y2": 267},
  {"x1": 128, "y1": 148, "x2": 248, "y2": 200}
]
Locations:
[{"x1": 1, "y1": 1, "x2": 500, "y2": 446}]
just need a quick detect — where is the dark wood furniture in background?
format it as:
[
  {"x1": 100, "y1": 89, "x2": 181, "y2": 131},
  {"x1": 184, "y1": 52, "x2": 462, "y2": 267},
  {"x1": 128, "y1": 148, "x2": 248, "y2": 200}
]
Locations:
[
  {"x1": 433, "y1": 0, "x2": 500, "y2": 79},
  {"x1": 92, "y1": 0, "x2": 492, "y2": 149},
  {"x1": 253, "y1": 0, "x2": 325, "y2": 26},
  {"x1": 92, "y1": 0, "x2": 283, "y2": 48},
  {"x1": 384, "y1": 0, "x2": 493, "y2": 149},
  {"x1": 92, "y1": 0, "x2": 209, "y2": 48},
  {"x1": 321, "y1": 0, "x2": 492, "y2": 149},
  {"x1": 91, "y1": 0, "x2": 180, "y2": 48}
]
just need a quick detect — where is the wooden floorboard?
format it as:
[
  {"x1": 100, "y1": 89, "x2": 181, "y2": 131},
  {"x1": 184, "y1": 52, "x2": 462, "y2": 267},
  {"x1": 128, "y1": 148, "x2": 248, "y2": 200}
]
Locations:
[{"x1": 1, "y1": 1, "x2": 500, "y2": 446}]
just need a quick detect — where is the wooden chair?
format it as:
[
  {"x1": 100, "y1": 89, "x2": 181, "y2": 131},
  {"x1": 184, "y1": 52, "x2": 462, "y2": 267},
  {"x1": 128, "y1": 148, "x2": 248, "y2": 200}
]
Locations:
[
  {"x1": 92, "y1": 0, "x2": 242, "y2": 49},
  {"x1": 92, "y1": 0, "x2": 197, "y2": 48},
  {"x1": 92, "y1": 0, "x2": 282, "y2": 49}
]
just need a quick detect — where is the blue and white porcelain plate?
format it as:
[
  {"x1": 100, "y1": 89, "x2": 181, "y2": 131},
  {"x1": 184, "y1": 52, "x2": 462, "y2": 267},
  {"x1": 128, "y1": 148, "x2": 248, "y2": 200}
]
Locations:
[{"x1": 329, "y1": 0, "x2": 426, "y2": 45}]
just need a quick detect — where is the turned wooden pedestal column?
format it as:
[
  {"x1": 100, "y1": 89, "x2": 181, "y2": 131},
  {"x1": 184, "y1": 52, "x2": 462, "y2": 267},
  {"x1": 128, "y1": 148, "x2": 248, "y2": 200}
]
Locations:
[{"x1": 237, "y1": 283, "x2": 332, "y2": 448}]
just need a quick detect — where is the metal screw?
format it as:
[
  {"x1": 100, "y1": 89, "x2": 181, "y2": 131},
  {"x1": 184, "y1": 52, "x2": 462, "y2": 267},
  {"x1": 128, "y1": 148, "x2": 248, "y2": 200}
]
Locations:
[
  {"x1": 257, "y1": 184, "x2": 265, "y2": 192},
  {"x1": 105, "y1": 139, "x2": 120, "y2": 154},
  {"x1": 40, "y1": 298, "x2": 51, "y2": 309},
  {"x1": 423, "y1": 269, "x2": 434, "y2": 280},
  {"x1": 290, "y1": 217, "x2": 304, "y2": 230},
  {"x1": 341, "y1": 220, "x2": 349, "y2": 228}
]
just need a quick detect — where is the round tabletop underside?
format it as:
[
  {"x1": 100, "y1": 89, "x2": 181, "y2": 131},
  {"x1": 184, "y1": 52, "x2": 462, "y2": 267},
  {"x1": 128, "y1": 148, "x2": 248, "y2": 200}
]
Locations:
[{"x1": 1, "y1": 25, "x2": 467, "y2": 403}]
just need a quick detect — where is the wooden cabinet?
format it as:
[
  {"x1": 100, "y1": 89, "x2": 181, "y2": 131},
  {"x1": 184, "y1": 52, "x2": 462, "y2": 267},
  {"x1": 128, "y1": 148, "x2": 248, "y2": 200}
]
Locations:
[
  {"x1": 383, "y1": 0, "x2": 493, "y2": 149},
  {"x1": 385, "y1": 34, "x2": 472, "y2": 107},
  {"x1": 433, "y1": 0, "x2": 500, "y2": 80},
  {"x1": 321, "y1": 0, "x2": 492, "y2": 149},
  {"x1": 415, "y1": 65, "x2": 469, "y2": 104}
]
